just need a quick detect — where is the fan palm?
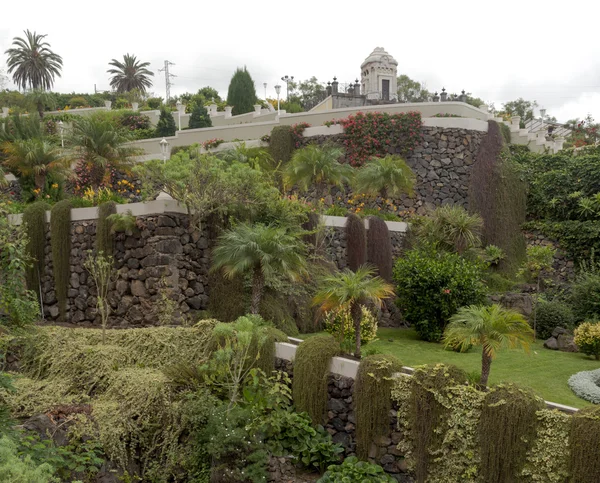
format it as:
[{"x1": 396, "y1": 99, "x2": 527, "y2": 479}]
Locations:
[
  {"x1": 443, "y1": 304, "x2": 533, "y2": 387},
  {"x1": 2, "y1": 139, "x2": 71, "y2": 189},
  {"x1": 314, "y1": 266, "x2": 395, "y2": 357},
  {"x1": 353, "y1": 155, "x2": 415, "y2": 199},
  {"x1": 5, "y1": 30, "x2": 63, "y2": 91},
  {"x1": 211, "y1": 223, "x2": 308, "y2": 314},
  {"x1": 69, "y1": 116, "x2": 142, "y2": 187},
  {"x1": 284, "y1": 144, "x2": 352, "y2": 197},
  {"x1": 107, "y1": 54, "x2": 154, "y2": 93}
]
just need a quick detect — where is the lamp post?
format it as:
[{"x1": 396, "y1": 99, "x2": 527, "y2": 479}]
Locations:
[
  {"x1": 540, "y1": 108, "x2": 546, "y2": 132},
  {"x1": 281, "y1": 75, "x2": 294, "y2": 101},
  {"x1": 263, "y1": 82, "x2": 267, "y2": 100},
  {"x1": 176, "y1": 101, "x2": 182, "y2": 131},
  {"x1": 160, "y1": 138, "x2": 169, "y2": 163},
  {"x1": 274, "y1": 84, "x2": 281, "y2": 116},
  {"x1": 58, "y1": 120, "x2": 64, "y2": 148}
]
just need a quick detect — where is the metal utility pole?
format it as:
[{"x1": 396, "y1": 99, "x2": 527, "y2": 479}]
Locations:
[{"x1": 158, "y1": 60, "x2": 176, "y2": 103}]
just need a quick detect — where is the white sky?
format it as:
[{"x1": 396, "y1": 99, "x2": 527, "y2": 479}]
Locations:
[{"x1": 2, "y1": 0, "x2": 600, "y2": 123}]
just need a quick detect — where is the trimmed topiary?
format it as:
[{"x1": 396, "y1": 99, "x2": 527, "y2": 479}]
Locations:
[
  {"x1": 568, "y1": 368, "x2": 600, "y2": 404},
  {"x1": 292, "y1": 334, "x2": 340, "y2": 424},
  {"x1": 269, "y1": 125, "x2": 294, "y2": 164},
  {"x1": 346, "y1": 213, "x2": 366, "y2": 272},
  {"x1": 50, "y1": 200, "x2": 72, "y2": 321},
  {"x1": 96, "y1": 201, "x2": 116, "y2": 255},
  {"x1": 354, "y1": 354, "x2": 402, "y2": 460},
  {"x1": 366, "y1": 216, "x2": 393, "y2": 282},
  {"x1": 409, "y1": 364, "x2": 468, "y2": 483},
  {"x1": 574, "y1": 321, "x2": 600, "y2": 360},
  {"x1": 479, "y1": 384, "x2": 544, "y2": 483},
  {"x1": 569, "y1": 406, "x2": 600, "y2": 483},
  {"x1": 22, "y1": 202, "x2": 50, "y2": 301}
]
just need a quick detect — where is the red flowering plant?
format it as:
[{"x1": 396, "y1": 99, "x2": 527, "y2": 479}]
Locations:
[
  {"x1": 338, "y1": 111, "x2": 423, "y2": 166},
  {"x1": 202, "y1": 138, "x2": 225, "y2": 150},
  {"x1": 290, "y1": 122, "x2": 311, "y2": 148}
]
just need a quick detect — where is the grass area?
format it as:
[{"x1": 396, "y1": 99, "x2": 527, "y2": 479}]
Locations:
[{"x1": 301, "y1": 328, "x2": 600, "y2": 408}]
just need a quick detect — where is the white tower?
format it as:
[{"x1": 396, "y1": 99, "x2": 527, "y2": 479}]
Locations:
[{"x1": 361, "y1": 47, "x2": 398, "y2": 101}]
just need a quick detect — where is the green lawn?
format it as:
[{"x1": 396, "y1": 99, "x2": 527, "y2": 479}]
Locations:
[{"x1": 300, "y1": 328, "x2": 600, "y2": 408}]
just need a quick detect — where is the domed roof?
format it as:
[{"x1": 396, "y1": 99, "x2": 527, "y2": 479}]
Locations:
[{"x1": 361, "y1": 47, "x2": 398, "y2": 69}]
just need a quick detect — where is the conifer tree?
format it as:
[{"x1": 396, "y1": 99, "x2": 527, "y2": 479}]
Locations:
[
  {"x1": 226, "y1": 67, "x2": 257, "y2": 115},
  {"x1": 188, "y1": 103, "x2": 212, "y2": 129},
  {"x1": 155, "y1": 106, "x2": 176, "y2": 137}
]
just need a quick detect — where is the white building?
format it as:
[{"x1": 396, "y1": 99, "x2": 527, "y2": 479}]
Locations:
[{"x1": 361, "y1": 47, "x2": 398, "y2": 102}]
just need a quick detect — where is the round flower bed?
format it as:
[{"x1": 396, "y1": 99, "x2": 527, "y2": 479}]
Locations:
[{"x1": 568, "y1": 368, "x2": 600, "y2": 404}]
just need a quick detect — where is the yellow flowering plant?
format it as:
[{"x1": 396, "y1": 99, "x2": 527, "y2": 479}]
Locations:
[{"x1": 574, "y1": 322, "x2": 600, "y2": 360}]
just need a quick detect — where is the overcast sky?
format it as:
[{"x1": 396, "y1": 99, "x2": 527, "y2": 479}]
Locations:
[{"x1": 1, "y1": 0, "x2": 599, "y2": 123}]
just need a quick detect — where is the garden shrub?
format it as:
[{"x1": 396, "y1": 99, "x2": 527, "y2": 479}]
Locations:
[
  {"x1": 346, "y1": 213, "x2": 366, "y2": 271},
  {"x1": 324, "y1": 304, "x2": 378, "y2": 344},
  {"x1": 393, "y1": 248, "x2": 487, "y2": 341},
  {"x1": 155, "y1": 106, "x2": 176, "y2": 137},
  {"x1": 292, "y1": 334, "x2": 340, "y2": 424},
  {"x1": 366, "y1": 216, "x2": 393, "y2": 282},
  {"x1": 573, "y1": 321, "x2": 600, "y2": 359},
  {"x1": 479, "y1": 384, "x2": 544, "y2": 483},
  {"x1": 95, "y1": 201, "x2": 116, "y2": 255},
  {"x1": 0, "y1": 435, "x2": 56, "y2": 483},
  {"x1": 568, "y1": 368, "x2": 600, "y2": 404},
  {"x1": 523, "y1": 220, "x2": 600, "y2": 263},
  {"x1": 354, "y1": 354, "x2": 402, "y2": 460},
  {"x1": 469, "y1": 121, "x2": 526, "y2": 272},
  {"x1": 50, "y1": 200, "x2": 72, "y2": 320},
  {"x1": 534, "y1": 298, "x2": 575, "y2": 339},
  {"x1": 319, "y1": 456, "x2": 396, "y2": 482},
  {"x1": 22, "y1": 202, "x2": 49, "y2": 299},
  {"x1": 569, "y1": 406, "x2": 600, "y2": 483},
  {"x1": 207, "y1": 270, "x2": 247, "y2": 322},
  {"x1": 269, "y1": 125, "x2": 294, "y2": 164},
  {"x1": 570, "y1": 270, "x2": 600, "y2": 321},
  {"x1": 408, "y1": 364, "x2": 469, "y2": 483},
  {"x1": 188, "y1": 104, "x2": 212, "y2": 129}
]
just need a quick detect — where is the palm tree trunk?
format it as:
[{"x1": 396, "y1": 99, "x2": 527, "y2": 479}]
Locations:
[
  {"x1": 351, "y1": 301, "x2": 362, "y2": 358},
  {"x1": 480, "y1": 349, "x2": 492, "y2": 387},
  {"x1": 250, "y1": 267, "x2": 265, "y2": 315},
  {"x1": 34, "y1": 173, "x2": 46, "y2": 191},
  {"x1": 37, "y1": 101, "x2": 44, "y2": 119}
]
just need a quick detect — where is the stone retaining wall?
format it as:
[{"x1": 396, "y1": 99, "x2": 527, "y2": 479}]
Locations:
[{"x1": 524, "y1": 230, "x2": 575, "y2": 282}]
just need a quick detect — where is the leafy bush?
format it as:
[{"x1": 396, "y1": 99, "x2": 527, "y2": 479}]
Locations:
[
  {"x1": 574, "y1": 321, "x2": 600, "y2": 360},
  {"x1": 324, "y1": 304, "x2": 378, "y2": 343},
  {"x1": 393, "y1": 248, "x2": 487, "y2": 341},
  {"x1": 535, "y1": 299, "x2": 575, "y2": 339},
  {"x1": 523, "y1": 220, "x2": 600, "y2": 263},
  {"x1": 570, "y1": 270, "x2": 600, "y2": 321},
  {"x1": 318, "y1": 456, "x2": 396, "y2": 482},
  {"x1": 0, "y1": 435, "x2": 56, "y2": 483},
  {"x1": 568, "y1": 368, "x2": 600, "y2": 404}
]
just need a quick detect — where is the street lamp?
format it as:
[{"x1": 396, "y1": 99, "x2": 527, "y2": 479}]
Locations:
[
  {"x1": 176, "y1": 101, "x2": 182, "y2": 131},
  {"x1": 540, "y1": 108, "x2": 546, "y2": 132},
  {"x1": 58, "y1": 120, "x2": 64, "y2": 148},
  {"x1": 281, "y1": 75, "x2": 294, "y2": 101},
  {"x1": 159, "y1": 138, "x2": 169, "y2": 163},
  {"x1": 263, "y1": 82, "x2": 267, "y2": 100},
  {"x1": 274, "y1": 84, "x2": 281, "y2": 116}
]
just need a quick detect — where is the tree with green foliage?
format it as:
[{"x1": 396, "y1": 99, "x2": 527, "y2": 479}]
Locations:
[
  {"x1": 443, "y1": 304, "x2": 533, "y2": 386},
  {"x1": 284, "y1": 144, "x2": 352, "y2": 197},
  {"x1": 500, "y1": 98, "x2": 538, "y2": 128},
  {"x1": 226, "y1": 67, "x2": 258, "y2": 115},
  {"x1": 353, "y1": 155, "x2": 415, "y2": 199},
  {"x1": 314, "y1": 266, "x2": 395, "y2": 357},
  {"x1": 2, "y1": 138, "x2": 71, "y2": 190},
  {"x1": 5, "y1": 30, "x2": 62, "y2": 91},
  {"x1": 25, "y1": 89, "x2": 56, "y2": 118},
  {"x1": 155, "y1": 106, "x2": 176, "y2": 137},
  {"x1": 212, "y1": 223, "x2": 308, "y2": 314},
  {"x1": 84, "y1": 250, "x2": 117, "y2": 343},
  {"x1": 188, "y1": 103, "x2": 212, "y2": 129},
  {"x1": 107, "y1": 54, "x2": 154, "y2": 93},
  {"x1": 396, "y1": 74, "x2": 431, "y2": 102}
]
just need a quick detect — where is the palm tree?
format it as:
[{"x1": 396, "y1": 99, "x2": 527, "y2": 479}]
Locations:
[
  {"x1": 314, "y1": 266, "x2": 395, "y2": 357},
  {"x1": 220, "y1": 143, "x2": 275, "y2": 172},
  {"x1": 69, "y1": 116, "x2": 142, "y2": 187},
  {"x1": 2, "y1": 139, "x2": 71, "y2": 189},
  {"x1": 25, "y1": 89, "x2": 56, "y2": 119},
  {"x1": 211, "y1": 223, "x2": 308, "y2": 314},
  {"x1": 354, "y1": 155, "x2": 415, "y2": 199},
  {"x1": 443, "y1": 304, "x2": 533, "y2": 387},
  {"x1": 5, "y1": 30, "x2": 63, "y2": 91},
  {"x1": 284, "y1": 144, "x2": 353, "y2": 197},
  {"x1": 107, "y1": 54, "x2": 154, "y2": 93}
]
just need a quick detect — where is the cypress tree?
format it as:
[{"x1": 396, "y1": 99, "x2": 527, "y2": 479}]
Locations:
[
  {"x1": 269, "y1": 125, "x2": 294, "y2": 164},
  {"x1": 345, "y1": 213, "x2": 366, "y2": 271},
  {"x1": 155, "y1": 106, "x2": 176, "y2": 137},
  {"x1": 50, "y1": 200, "x2": 72, "y2": 321},
  {"x1": 569, "y1": 406, "x2": 600, "y2": 483},
  {"x1": 22, "y1": 202, "x2": 50, "y2": 303},
  {"x1": 188, "y1": 103, "x2": 212, "y2": 129},
  {"x1": 96, "y1": 201, "x2": 116, "y2": 255},
  {"x1": 366, "y1": 216, "x2": 393, "y2": 282},
  {"x1": 226, "y1": 67, "x2": 258, "y2": 116}
]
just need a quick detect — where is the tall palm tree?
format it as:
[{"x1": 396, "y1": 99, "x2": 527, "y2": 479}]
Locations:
[
  {"x1": 353, "y1": 155, "x2": 415, "y2": 199},
  {"x1": 69, "y1": 116, "x2": 142, "y2": 187},
  {"x1": 443, "y1": 304, "x2": 533, "y2": 387},
  {"x1": 5, "y1": 30, "x2": 63, "y2": 91},
  {"x1": 107, "y1": 54, "x2": 154, "y2": 93},
  {"x1": 314, "y1": 266, "x2": 395, "y2": 357},
  {"x1": 211, "y1": 223, "x2": 308, "y2": 314},
  {"x1": 2, "y1": 139, "x2": 71, "y2": 189},
  {"x1": 284, "y1": 144, "x2": 353, "y2": 197}
]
